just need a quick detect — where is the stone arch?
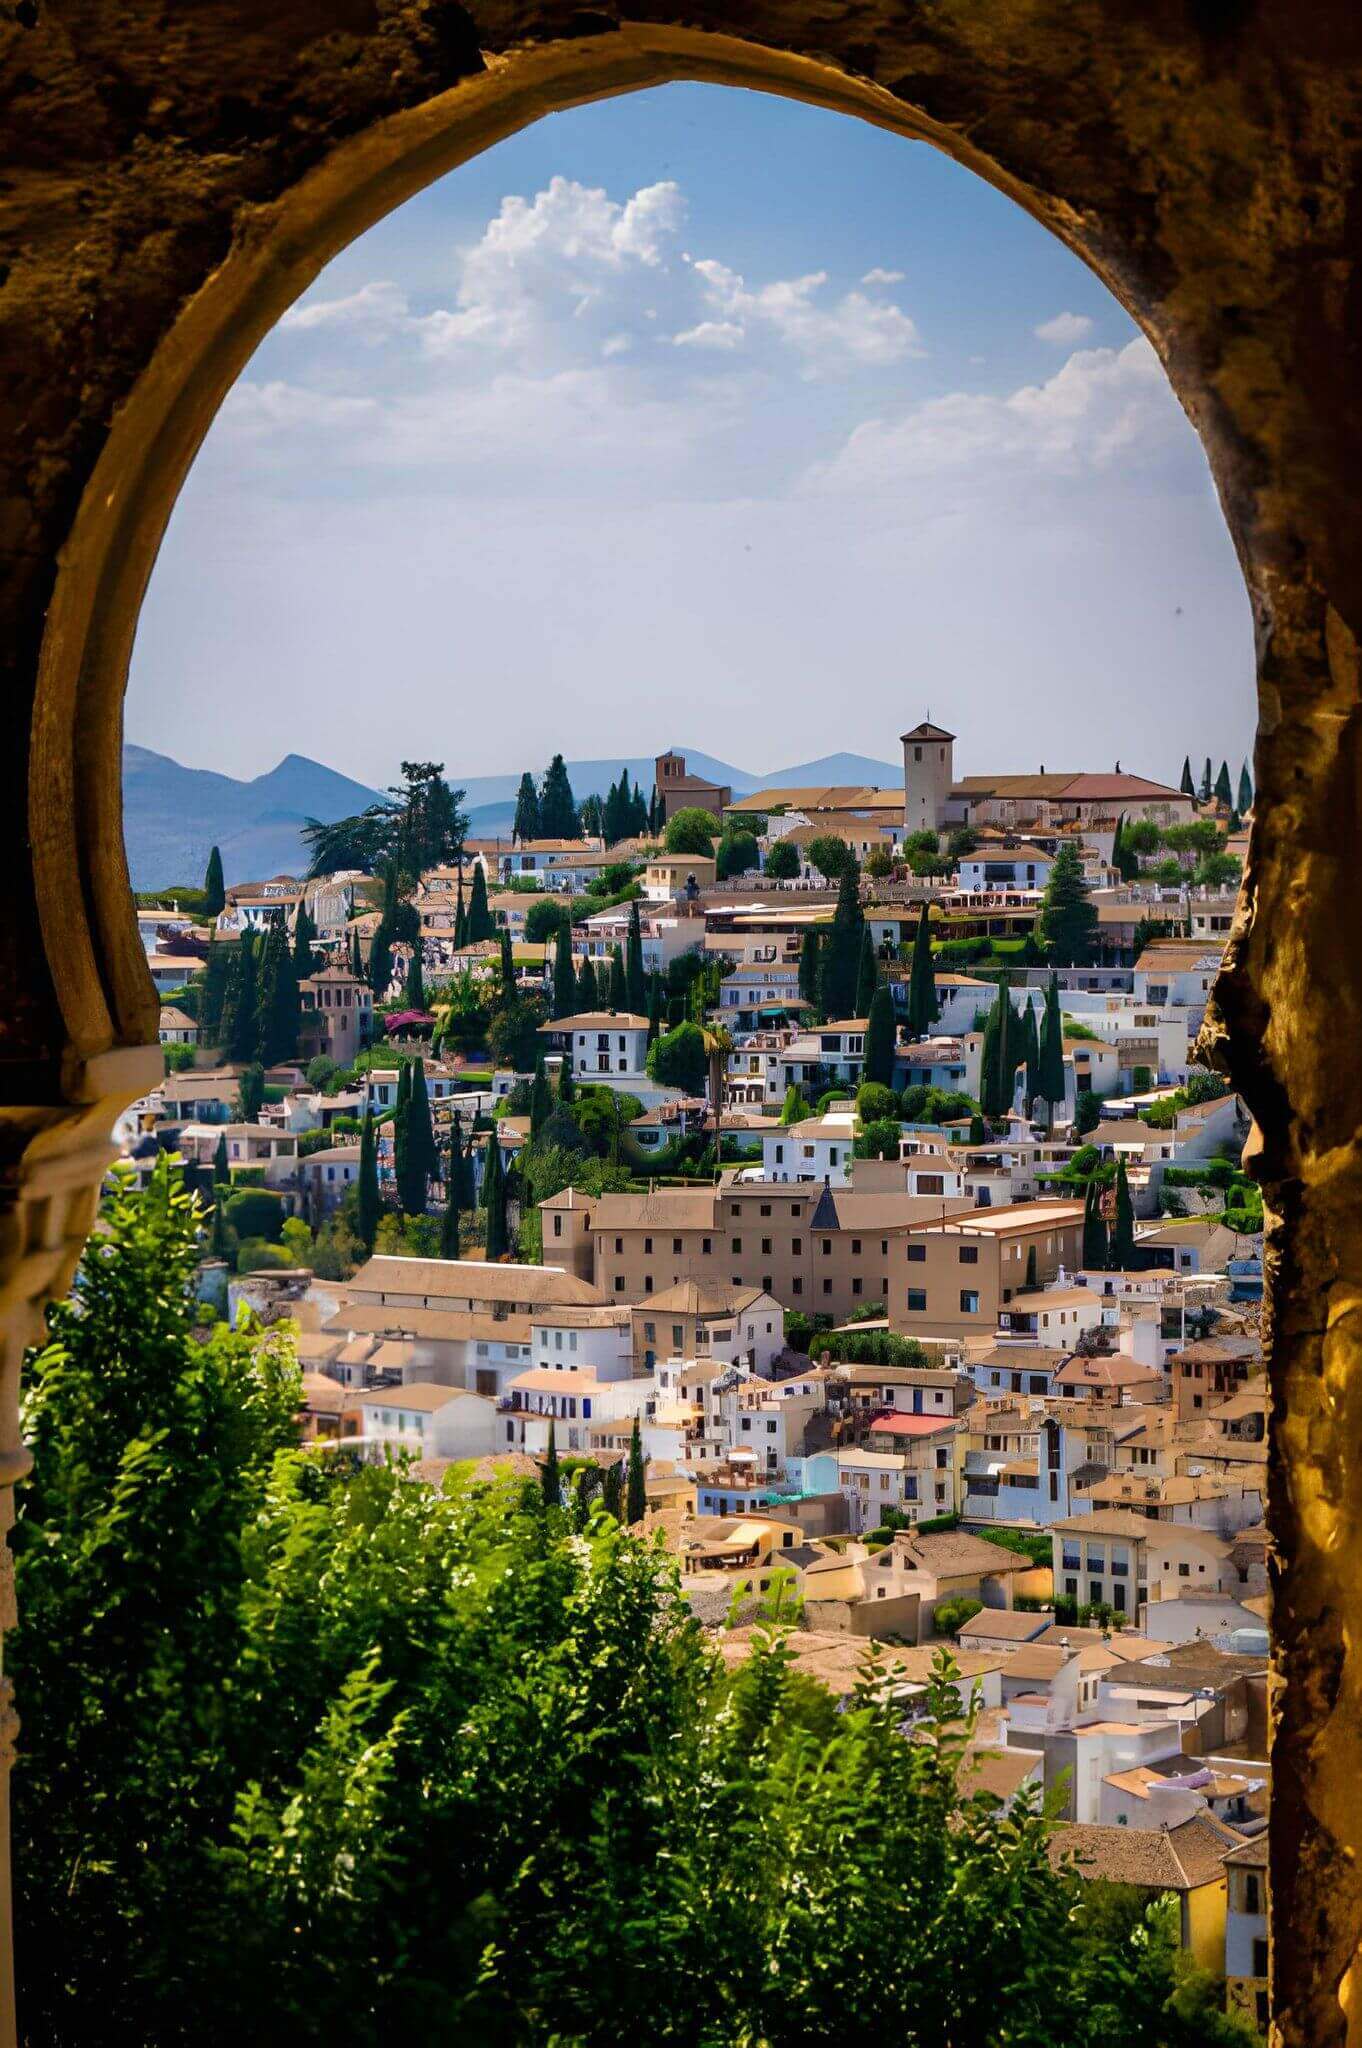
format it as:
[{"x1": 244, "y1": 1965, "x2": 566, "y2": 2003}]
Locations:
[{"x1": 6, "y1": 9, "x2": 1362, "y2": 2044}]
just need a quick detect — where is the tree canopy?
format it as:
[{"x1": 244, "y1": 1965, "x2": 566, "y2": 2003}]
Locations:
[
  {"x1": 664, "y1": 807, "x2": 721, "y2": 856},
  {"x1": 1039, "y1": 843, "x2": 1099, "y2": 965},
  {"x1": 303, "y1": 761, "x2": 468, "y2": 881}
]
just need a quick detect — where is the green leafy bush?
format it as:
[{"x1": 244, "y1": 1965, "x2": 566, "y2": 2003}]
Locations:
[{"x1": 933, "y1": 1596, "x2": 984, "y2": 1637}]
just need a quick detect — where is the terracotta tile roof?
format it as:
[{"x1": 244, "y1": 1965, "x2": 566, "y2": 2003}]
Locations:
[{"x1": 1048, "y1": 1813, "x2": 1243, "y2": 1890}]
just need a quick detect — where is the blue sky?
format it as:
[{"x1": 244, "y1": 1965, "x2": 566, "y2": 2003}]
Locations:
[{"x1": 127, "y1": 82, "x2": 1255, "y2": 789}]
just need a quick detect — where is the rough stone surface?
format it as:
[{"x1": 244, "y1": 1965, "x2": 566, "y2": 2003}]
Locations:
[{"x1": 4, "y1": 4, "x2": 1362, "y2": 2042}]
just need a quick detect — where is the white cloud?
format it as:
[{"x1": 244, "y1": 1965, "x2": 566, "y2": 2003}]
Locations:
[
  {"x1": 672, "y1": 319, "x2": 744, "y2": 350},
  {"x1": 862, "y1": 267, "x2": 905, "y2": 285},
  {"x1": 1034, "y1": 310, "x2": 1094, "y2": 345},
  {"x1": 805, "y1": 338, "x2": 1185, "y2": 494},
  {"x1": 688, "y1": 260, "x2": 922, "y2": 372},
  {"x1": 222, "y1": 380, "x2": 380, "y2": 434},
  {"x1": 280, "y1": 280, "x2": 410, "y2": 338}
]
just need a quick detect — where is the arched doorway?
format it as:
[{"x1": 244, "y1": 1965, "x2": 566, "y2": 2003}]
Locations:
[{"x1": 7, "y1": 13, "x2": 1362, "y2": 2043}]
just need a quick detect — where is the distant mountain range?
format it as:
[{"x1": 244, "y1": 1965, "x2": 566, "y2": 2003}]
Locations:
[{"x1": 122, "y1": 743, "x2": 901, "y2": 891}]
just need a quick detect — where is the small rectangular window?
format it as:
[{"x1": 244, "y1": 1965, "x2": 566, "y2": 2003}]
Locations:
[{"x1": 907, "y1": 1289, "x2": 927, "y2": 1313}]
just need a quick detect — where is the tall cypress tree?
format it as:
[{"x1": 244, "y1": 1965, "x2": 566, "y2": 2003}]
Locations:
[
  {"x1": 862, "y1": 985, "x2": 896, "y2": 1089},
  {"x1": 467, "y1": 864, "x2": 493, "y2": 942},
  {"x1": 291, "y1": 900, "x2": 316, "y2": 977},
  {"x1": 529, "y1": 1055, "x2": 552, "y2": 1138},
  {"x1": 1237, "y1": 760, "x2": 1253, "y2": 814},
  {"x1": 1214, "y1": 760, "x2": 1234, "y2": 808},
  {"x1": 212, "y1": 1131, "x2": 229, "y2": 1185},
  {"x1": 483, "y1": 1131, "x2": 509, "y2": 1260},
  {"x1": 392, "y1": 1062, "x2": 413, "y2": 1214},
  {"x1": 553, "y1": 912, "x2": 578, "y2": 1018},
  {"x1": 408, "y1": 1057, "x2": 438, "y2": 1190},
  {"x1": 1110, "y1": 1155, "x2": 1136, "y2": 1269},
  {"x1": 576, "y1": 955, "x2": 599, "y2": 1010},
  {"x1": 996, "y1": 990, "x2": 1014, "y2": 1116},
  {"x1": 905, "y1": 906, "x2": 939, "y2": 1037},
  {"x1": 1038, "y1": 844, "x2": 1098, "y2": 965},
  {"x1": 625, "y1": 898, "x2": 647, "y2": 1013},
  {"x1": 647, "y1": 970, "x2": 663, "y2": 1048},
  {"x1": 1039, "y1": 972, "x2": 1066, "y2": 1119},
  {"x1": 1081, "y1": 1175, "x2": 1106, "y2": 1269},
  {"x1": 798, "y1": 927, "x2": 821, "y2": 1014},
  {"x1": 222, "y1": 934, "x2": 260, "y2": 1064},
  {"x1": 817, "y1": 863, "x2": 863, "y2": 1021},
  {"x1": 453, "y1": 870, "x2": 467, "y2": 950},
  {"x1": 1199, "y1": 756, "x2": 1213, "y2": 802},
  {"x1": 499, "y1": 926, "x2": 515, "y2": 1003},
  {"x1": 349, "y1": 930, "x2": 364, "y2": 980},
  {"x1": 979, "y1": 994, "x2": 999, "y2": 1118},
  {"x1": 539, "y1": 755, "x2": 581, "y2": 840},
  {"x1": 368, "y1": 919, "x2": 393, "y2": 1001},
  {"x1": 441, "y1": 1124, "x2": 463, "y2": 1259},
  {"x1": 256, "y1": 914, "x2": 300, "y2": 1066},
  {"x1": 608, "y1": 944, "x2": 627, "y2": 1011},
  {"x1": 401, "y1": 945, "x2": 426, "y2": 1012},
  {"x1": 199, "y1": 938, "x2": 230, "y2": 1045},
  {"x1": 202, "y1": 845, "x2": 226, "y2": 918},
  {"x1": 357, "y1": 1110, "x2": 379, "y2": 1251},
  {"x1": 626, "y1": 1414, "x2": 647, "y2": 1524},
  {"x1": 1023, "y1": 1000, "x2": 1042, "y2": 1109},
  {"x1": 1179, "y1": 756, "x2": 1195, "y2": 798},
  {"x1": 542, "y1": 1420, "x2": 560, "y2": 1505},
  {"x1": 512, "y1": 771, "x2": 541, "y2": 845},
  {"x1": 853, "y1": 924, "x2": 878, "y2": 1016}
]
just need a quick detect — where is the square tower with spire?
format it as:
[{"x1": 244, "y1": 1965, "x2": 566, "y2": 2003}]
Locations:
[{"x1": 901, "y1": 720, "x2": 956, "y2": 834}]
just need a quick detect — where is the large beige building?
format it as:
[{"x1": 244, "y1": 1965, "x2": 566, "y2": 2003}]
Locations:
[{"x1": 539, "y1": 1183, "x2": 1083, "y2": 1339}]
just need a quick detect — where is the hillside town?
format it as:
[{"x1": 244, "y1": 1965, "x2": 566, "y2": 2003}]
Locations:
[{"x1": 126, "y1": 723, "x2": 1267, "y2": 2031}]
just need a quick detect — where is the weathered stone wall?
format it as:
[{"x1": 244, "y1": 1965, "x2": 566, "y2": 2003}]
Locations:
[{"x1": 4, "y1": 5, "x2": 1362, "y2": 2042}]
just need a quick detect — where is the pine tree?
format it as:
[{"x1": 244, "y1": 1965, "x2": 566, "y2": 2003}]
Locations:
[
  {"x1": 530, "y1": 1055, "x2": 552, "y2": 1138},
  {"x1": 202, "y1": 845, "x2": 226, "y2": 919},
  {"x1": 222, "y1": 935, "x2": 260, "y2": 1064},
  {"x1": 798, "y1": 927, "x2": 821, "y2": 1014},
  {"x1": 1110, "y1": 1155, "x2": 1136, "y2": 1269},
  {"x1": 626, "y1": 1414, "x2": 646, "y2": 1524},
  {"x1": 1237, "y1": 760, "x2": 1253, "y2": 814},
  {"x1": 626, "y1": 899, "x2": 647, "y2": 1013},
  {"x1": 576, "y1": 955, "x2": 599, "y2": 1010},
  {"x1": 647, "y1": 971, "x2": 663, "y2": 1048},
  {"x1": 401, "y1": 945, "x2": 426, "y2": 1011},
  {"x1": 905, "y1": 906, "x2": 939, "y2": 1036},
  {"x1": 853, "y1": 924, "x2": 878, "y2": 1016},
  {"x1": 291, "y1": 900, "x2": 316, "y2": 977},
  {"x1": 408, "y1": 1057, "x2": 438, "y2": 1190},
  {"x1": 553, "y1": 913, "x2": 578, "y2": 1019},
  {"x1": 1179, "y1": 756, "x2": 1195, "y2": 798},
  {"x1": 1199, "y1": 756, "x2": 1213, "y2": 802},
  {"x1": 212, "y1": 1131, "x2": 229, "y2": 1185},
  {"x1": 357, "y1": 1111, "x2": 379, "y2": 1251},
  {"x1": 542, "y1": 1420, "x2": 560, "y2": 1505},
  {"x1": 1081, "y1": 1176, "x2": 1106, "y2": 1269},
  {"x1": 609, "y1": 944, "x2": 627, "y2": 1011},
  {"x1": 1214, "y1": 760, "x2": 1233, "y2": 809},
  {"x1": 539, "y1": 755, "x2": 581, "y2": 840},
  {"x1": 512, "y1": 771, "x2": 541, "y2": 845},
  {"x1": 601, "y1": 1459, "x2": 623, "y2": 1520},
  {"x1": 499, "y1": 926, "x2": 515, "y2": 1003},
  {"x1": 467, "y1": 864, "x2": 493, "y2": 943},
  {"x1": 817, "y1": 863, "x2": 863, "y2": 1021},
  {"x1": 483, "y1": 1132, "x2": 509, "y2": 1260},
  {"x1": 1038, "y1": 844, "x2": 1098, "y2": 965},
  {"x1": 440, "y1": 1125, "x2": 463, "y2": 1259},
  {"x1": 862, "y1": 985, "x2": 897, "y2": 1089}
]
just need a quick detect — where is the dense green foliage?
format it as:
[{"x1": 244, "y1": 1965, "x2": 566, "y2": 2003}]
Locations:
[
  {"x1": 1039, "y1": 843, "x2": 1098, "y2": 965},
  {"x1": 647, "y1": 1019, "x2": 708, "y2": 1095},
  {"x1": 763, "y1": 837, "x2": 800, "y2": 881},
  {"x1": 12, "y1": 1165, "x2": 1259, "y2": 2045},
  {"x1": 664, "y1": 807, "x2": 721, "y2": 856}
]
